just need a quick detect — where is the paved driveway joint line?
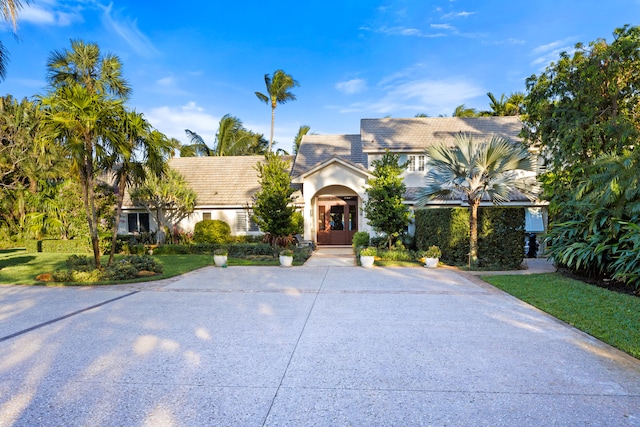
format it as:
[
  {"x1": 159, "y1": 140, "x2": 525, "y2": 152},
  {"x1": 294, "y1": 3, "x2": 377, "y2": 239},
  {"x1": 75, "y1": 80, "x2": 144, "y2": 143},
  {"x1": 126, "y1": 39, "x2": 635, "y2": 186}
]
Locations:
[
  {"x1": 262, "y1": 266, "x2": 330, "y2": 426},
  {"x1": 0, "y1": 290, "x2": 139, "y2": 343}
]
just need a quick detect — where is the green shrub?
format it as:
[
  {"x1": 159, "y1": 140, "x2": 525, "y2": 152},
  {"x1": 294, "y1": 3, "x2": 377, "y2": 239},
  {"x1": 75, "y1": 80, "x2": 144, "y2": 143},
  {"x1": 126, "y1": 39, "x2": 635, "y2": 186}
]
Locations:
[
  {"x1": 152, "y1": 244, "x2": 191, "y2": 255},
  {"x1": 65, "y1": 255, "x2": 95, "y2": 272},
  {"x1": 193, "y1": 220, "x2": 231, "y2": 244},
  {"x1": 360, "y1": 247, "x2": 377, "y2": 256},
  {"x1": 352, "y1": 231, "x2": 370, "y2": 251},
  {"x1": 376, "y1": 248, "x2": 416, "y2": 261}
]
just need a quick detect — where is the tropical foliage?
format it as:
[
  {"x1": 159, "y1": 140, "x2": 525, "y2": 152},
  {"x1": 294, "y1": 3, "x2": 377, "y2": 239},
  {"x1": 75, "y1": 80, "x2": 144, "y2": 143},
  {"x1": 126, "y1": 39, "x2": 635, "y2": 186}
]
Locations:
[
  {"x1": 525, "y1": 25, "x2": 640, "y2": 288},
  {"x1": 182, "y1": 114, "x2": 267, "y2": 157},
  {"x1": 363, "y1": 151, "x2": 411, "y2": 249},
  {"x1": 39, "y1": 40, "x2": 131, "y2": 267},
  {"x1": 129, "y1": 167, "x2": 197, "y2": 243},
  {"x1": 417, "y1": 134, "x2": 537, "y2": 267}
]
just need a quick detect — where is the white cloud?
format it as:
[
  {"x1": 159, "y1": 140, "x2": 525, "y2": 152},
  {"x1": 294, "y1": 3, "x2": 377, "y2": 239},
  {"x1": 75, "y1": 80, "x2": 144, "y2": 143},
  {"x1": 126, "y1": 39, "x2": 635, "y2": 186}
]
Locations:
[
  {"x1": 442, "y1": 10, "x2": 476, "y2": 19},
  {"x1": 18, "y1": 4, "x2": 81, "y2": 26},
  {"x1": 100, "y1": 3, "x2": 160, "y2": 58},
  {"x1": 156, "y1": 76, "x2": 175, "y2": 87},
  {"x1": 337, "y1": 72, "x2": 484, "y2": 117},
  {"x1": 362, "y1": 25, "x2": 446, "y2": 38},
  {"x1": 145, "y1": 102, "x2": 219, "y2": 144},
  {"x1": 336, "y1": 78, "x2": 367, "y2": 95},
  {"x1": 431, "y1": 23, "x2": 455, "y2": 31},
  {"x1": 531, "y1": 39, "x2": 577, "y2": 69}
]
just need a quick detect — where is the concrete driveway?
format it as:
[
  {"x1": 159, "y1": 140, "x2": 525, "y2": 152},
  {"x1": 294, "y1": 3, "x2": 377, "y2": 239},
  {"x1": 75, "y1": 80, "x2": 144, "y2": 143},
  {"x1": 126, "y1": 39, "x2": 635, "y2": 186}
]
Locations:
[{"x1": 1, "y1": 265, "x2": 639, "y2": 426}]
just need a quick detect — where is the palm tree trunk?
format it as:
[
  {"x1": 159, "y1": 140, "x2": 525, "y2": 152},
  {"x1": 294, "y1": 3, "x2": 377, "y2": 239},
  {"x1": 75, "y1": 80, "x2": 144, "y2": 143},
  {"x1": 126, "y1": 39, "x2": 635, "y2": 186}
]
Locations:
[
  {"x1": 268, "y1": 105, "x2": 275, "y2": 152},
  {"x1": 108, "y1": 174, "x2": 127, "y2": 266},
  {"x1": 469, "y1": 199, "x2": 480, "y2": 268}
]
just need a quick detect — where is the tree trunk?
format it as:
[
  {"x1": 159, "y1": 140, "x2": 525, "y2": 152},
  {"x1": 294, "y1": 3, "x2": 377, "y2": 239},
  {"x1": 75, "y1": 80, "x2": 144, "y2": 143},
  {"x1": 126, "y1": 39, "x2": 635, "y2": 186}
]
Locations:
[
  {"x1": 469, "y1": 199, "x2": 479, "y2": 268},
  {"x1": 268, "y1": 105, "x2": 275, "y2": 152},
  {"x1": 82, "y1": 141, "x2": 101, "y2": 268},
  {"x1": 108, "y1": 174, "x2": 127, "y2": 266}
]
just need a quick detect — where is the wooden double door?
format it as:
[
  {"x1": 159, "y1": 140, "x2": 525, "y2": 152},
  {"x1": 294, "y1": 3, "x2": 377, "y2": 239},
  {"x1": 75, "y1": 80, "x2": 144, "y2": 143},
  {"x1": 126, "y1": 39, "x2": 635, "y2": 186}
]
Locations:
[{"x1": 317, "y1": 196, "x2": 358, "y2": 245}]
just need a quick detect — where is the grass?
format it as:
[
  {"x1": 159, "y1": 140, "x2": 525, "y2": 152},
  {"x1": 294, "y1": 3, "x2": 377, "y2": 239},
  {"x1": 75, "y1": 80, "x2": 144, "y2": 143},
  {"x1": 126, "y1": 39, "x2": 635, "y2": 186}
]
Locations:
[
  {"x1": 0, "y1": 249, "x2": 307, "y2": 285},
  {"x1": 483, "y1": 273, "x2": 640, "y2": 359}
]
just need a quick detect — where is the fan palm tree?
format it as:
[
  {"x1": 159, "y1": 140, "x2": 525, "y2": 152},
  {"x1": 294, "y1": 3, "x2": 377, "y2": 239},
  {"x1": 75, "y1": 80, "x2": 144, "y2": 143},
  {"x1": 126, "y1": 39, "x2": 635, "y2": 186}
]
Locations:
[
  {"x1": 416, "y1": 134, "x2": 539, "y2": 267},
  {"x1": 255, "y1": 69, "x2": 299, "y2": 152}
]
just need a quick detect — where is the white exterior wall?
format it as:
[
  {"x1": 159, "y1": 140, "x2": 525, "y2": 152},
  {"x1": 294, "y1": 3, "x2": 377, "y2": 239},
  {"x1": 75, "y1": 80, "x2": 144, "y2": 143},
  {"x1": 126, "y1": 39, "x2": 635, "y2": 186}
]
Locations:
[
  {"x1": 299, "y1": 162, "x2": 373, "y2": 242},
  {"x1": 119, "y1": 208, "x2": 261, "y2": 236}
]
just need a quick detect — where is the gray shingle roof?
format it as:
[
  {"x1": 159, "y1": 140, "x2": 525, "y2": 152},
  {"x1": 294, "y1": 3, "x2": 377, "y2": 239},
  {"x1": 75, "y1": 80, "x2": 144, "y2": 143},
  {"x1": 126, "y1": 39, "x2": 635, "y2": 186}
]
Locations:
[
  {"x1": 361, "y1": 117, "x2": 524, "y2": 153},
  {"x1": 291, "y1": 134, "x2": 367, "y2": 177},
  {"x1": 168, "y1": 156, "x2": 272, "y2": 206}
]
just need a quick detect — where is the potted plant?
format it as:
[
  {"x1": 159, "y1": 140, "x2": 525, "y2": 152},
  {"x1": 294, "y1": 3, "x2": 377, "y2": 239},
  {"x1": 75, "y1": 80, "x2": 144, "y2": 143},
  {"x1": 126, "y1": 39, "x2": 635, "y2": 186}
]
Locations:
[
  {"x1": 359, "y1": 246, "x2": 376, "y2": 268},
  {"x1": 279, "y1": 248, "x2": 294, "y2": 267},
  {"x1": 423, "y1": 245, "x2": 441, "y2": 268},
  {"x1": 213, "y1": 248, "x2": 228, "y2": 267}
]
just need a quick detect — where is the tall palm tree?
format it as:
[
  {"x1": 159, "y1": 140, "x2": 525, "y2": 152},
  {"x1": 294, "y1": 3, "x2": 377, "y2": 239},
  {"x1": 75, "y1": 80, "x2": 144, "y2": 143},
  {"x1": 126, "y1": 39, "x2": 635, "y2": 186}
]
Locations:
[
  {"x1": 293, "y1": 125, "x2": 310, "y2": 154},
  {"x1": 41, "y1": 39, "x2": 130, "y2": 267},
  {"x1": 46, "y1": 39, "x2": 131, "y2": 99},
  {"x1": 255, "y1": 69, "x2": 299, "y2": 152},
  {"x1": 416, "y1": 134, "x2": 539, "y2": 267},
  {"x1": 0, "y1": 0, "x2": 28, "y2": 81},
  {"x1": 40, "y1": 85, "x2": 123, "y2": 267},
  {"x1": 106, "y1": 109, "x2": 171, "y2": 266}
]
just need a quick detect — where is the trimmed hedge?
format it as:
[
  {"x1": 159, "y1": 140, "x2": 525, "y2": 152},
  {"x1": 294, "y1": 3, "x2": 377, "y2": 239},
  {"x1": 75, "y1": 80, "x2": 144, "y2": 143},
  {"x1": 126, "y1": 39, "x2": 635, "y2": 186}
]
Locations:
[
  {"x1": 26, "y1": 239, "x2": 92, "y2": 254},
  {"x1": 415, "y1": 207, "x2": 525, "y2": 269},
  {"x1": 153, "y1": 242, "x2": 274, "y2": 257}
]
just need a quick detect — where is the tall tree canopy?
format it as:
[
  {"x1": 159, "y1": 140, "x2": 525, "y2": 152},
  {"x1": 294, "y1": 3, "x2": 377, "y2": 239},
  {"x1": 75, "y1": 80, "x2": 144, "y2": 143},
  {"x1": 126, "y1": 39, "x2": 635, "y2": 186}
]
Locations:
[
  {"x1": 363, "y1": 151, "x2": 411, "y2": 250},
  {"x1": 255, "y1": 70, "x2": 299, "y2": 152},
  {"x1": 524, "y1": 25, "x2": 640, "y2": 171},
  {"x1": 525, "y1": 25, "x2": 640, "y2": 287}
]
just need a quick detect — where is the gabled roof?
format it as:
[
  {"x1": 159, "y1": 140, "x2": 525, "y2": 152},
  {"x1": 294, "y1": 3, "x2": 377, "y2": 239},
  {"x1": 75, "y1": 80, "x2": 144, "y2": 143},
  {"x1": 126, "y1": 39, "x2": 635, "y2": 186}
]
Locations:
[
  {"x1": 291, "y1": 156, "x2": 372, "y2": 183},
  {"x1": 291, "y1": 134, "x2": 367, "y2": 177},
  {"x1": 361, "y1": 117, "x2": 524, "y2": 153}
]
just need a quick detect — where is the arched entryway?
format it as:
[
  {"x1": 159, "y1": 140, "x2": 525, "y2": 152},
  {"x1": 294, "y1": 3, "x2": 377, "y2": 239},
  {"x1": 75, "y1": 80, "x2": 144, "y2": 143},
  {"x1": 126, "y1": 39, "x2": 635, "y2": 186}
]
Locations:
[{"x1": 316, "y1": 193, "x2": 359, "y2": 245}]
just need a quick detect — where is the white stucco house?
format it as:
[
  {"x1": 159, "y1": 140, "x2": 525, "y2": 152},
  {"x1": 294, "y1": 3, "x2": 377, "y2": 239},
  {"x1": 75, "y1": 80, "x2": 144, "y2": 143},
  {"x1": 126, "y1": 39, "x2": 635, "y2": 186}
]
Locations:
[{"x1": 120, "y1": 117, "x2": 547, "y2": 245}]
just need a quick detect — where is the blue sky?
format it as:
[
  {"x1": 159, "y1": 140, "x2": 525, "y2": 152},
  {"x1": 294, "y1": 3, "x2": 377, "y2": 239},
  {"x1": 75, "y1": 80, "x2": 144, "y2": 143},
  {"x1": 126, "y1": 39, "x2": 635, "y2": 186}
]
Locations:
[{"x1": 2, "y1": 0, "x2": 639, "y2": 152}]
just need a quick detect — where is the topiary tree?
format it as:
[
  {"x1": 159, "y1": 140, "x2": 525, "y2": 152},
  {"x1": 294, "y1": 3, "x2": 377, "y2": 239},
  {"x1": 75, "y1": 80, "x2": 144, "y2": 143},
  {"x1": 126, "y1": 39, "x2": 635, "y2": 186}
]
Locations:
[
  {"x1": 192, "y1": 219, "x2": 231, "y2": 244},
  {"x1": 252, "y1": 153, "x2": 297, "y2": 252},
  {"x1": 363, "y1": 151, "x2": 411, "y2": 249}
]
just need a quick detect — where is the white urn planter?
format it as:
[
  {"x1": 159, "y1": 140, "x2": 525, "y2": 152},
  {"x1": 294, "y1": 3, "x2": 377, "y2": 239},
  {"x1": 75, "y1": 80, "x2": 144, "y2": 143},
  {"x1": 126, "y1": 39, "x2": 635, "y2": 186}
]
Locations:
[
  {"x1": 279, "y1": 255, "x2": 293, "y2": 267},
  {"x1": 214, "y1": 255, "x2": 228, "y2": 267},
  {"x1": 360, "y1": 255, "x2": 375, "y2": 268},
  {"x1": 424, "y1": 257, "x2": 439, "y2": 268}
]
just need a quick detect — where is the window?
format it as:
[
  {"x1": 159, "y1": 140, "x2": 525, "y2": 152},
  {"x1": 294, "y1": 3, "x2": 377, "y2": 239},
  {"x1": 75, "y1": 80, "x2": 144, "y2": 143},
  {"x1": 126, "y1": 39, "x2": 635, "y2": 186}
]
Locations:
[
  {"x1": 407, "y1": 155, "x2": 416, "y2": 172},
  {"x1": 203, "y1": 212, "x2": 211, "y2": 221},
  {"x1": 127, "y1": 213, "x2": 149, "y2": 233},
  {"x1": 407, "y1": 155, "x2": 424, "y2": 172},
  {"x1": 236, "y1": 209, "x2": 260, "y2": 233}
]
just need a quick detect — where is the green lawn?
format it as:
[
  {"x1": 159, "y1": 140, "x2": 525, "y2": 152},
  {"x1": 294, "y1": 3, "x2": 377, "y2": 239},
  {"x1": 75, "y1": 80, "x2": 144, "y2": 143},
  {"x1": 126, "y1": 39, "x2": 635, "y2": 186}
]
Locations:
[
  {"x1": 483, "y1": 273, "x2": 640, "y2": 359},
  {"x1": 0, "y1": 250, "x2": 303, "y2": 285}
]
